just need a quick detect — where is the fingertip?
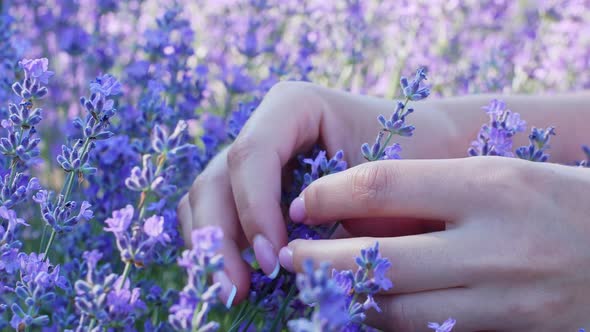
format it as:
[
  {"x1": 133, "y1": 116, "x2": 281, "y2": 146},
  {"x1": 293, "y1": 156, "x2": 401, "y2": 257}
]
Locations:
[
  {"x1": 289, "y1": 196, "x2": 306, "y2": 223},
  {"x1": 213, "y1": 270, "x2": 237, "y2": 309},
  {"x1": 253, "y1": 234, "x2": 280, "y2": 279},
  {"x1": 286, "y1": 239, "x2": 307, "y2": 272},
  {"x1": 278, "y1": 246, "x2": 294, "y2": 273},
  {"x1": 219, "y1": 240, "x2": 251, "y2": 305}
]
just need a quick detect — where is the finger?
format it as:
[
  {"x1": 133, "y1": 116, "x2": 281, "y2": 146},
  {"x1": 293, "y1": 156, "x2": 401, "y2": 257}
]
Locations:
[
  {"x1": 366, "y1": 288, "x2": 504, "y2": 332},
  {"x1": 281, "y1": 230, "x2": 477, "y2": 295},
  {"x1": 177, "y1": 194, "x2": 193, "y2": 246},
  {"x1": 292, "y1": 158, "x2": 503, "y2": 225},
  {"x1": 227, "y1": 82, "x2": 327, "y2": 278},
  {"x1": 188, "y1": 152, "x2": 251, "y2": 306}
]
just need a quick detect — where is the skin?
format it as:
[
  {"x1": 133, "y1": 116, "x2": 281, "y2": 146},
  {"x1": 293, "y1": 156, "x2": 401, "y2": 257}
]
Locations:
[{"x1": 178, "y1": 81, "x2": 590, "y2": 331}]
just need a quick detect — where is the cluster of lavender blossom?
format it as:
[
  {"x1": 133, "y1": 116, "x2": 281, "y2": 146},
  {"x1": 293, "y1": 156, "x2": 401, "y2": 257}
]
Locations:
[{"x1": 0, "y1": 0, "x2": 589, "y2": 331}]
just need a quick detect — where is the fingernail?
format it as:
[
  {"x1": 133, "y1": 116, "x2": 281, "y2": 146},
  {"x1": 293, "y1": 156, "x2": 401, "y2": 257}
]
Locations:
[
  {"x1": 278, "y1": 246, "x2": 294, "y2": 272},
  {"x1": 289, "y1": 196, "x2": 306, "y2": 223},
  {"x1": 213, "y1": 271, "x2": 237, "y2": 309},
  {"x1": 253, "y1": 234, "x2": 280, "y2": 279}
]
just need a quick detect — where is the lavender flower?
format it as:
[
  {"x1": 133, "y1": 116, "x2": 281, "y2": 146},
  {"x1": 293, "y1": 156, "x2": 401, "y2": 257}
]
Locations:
[
  {"x1": 577, "y1": 145, "x2": 590, "y2": 167},
  {"x1": 104, "y1": 205, "x2": 170, "y2": 268},
  {"x1": 169, "y1": 226, "x2": 223, "y2": 331},
  {"x1": 289, "y1": 261, "x2": 350, "y2": 331},
  {"x1": 33, "y1": 190, "x2": 93, "y2": 234},
  {"x1": 10, "y1": 253, "x2": 68, "y2": 331},
  {"x1": 362, "y1": 68, "x2": 430, "y2": 162},
  {"x1": 300, "y1": 150, "x2": 347, "y2": 190},
  {"x1": 74, "y1": 251, "x2": 146, "y2": 329},
  {"x1": 227, "y1": 99, "x2": 259, "y2": 140},
  {"x1": 400, "y1": 67, "x2": 430, "y2": 101},
  {"x1": 428, "y1": 318, "x2": 457, "y2": 332},
  {"x1": 19, "y1": 58, "x2": 54, "y2": 85},
  {"x1": 0, "y1": 58, "x2": 49, "y2": 211},
  {"x1": 515, "y1": 127, "x2": 556, "y2": 162},
  {"x1": 469, "y1": 99, "x2": 527, "y2": 157},
  {"x1": 289, "y1": 242, "x2": 392, "y2": 331},
  {"x1": 0, "y1": 206, "x2": 27, "y2": 276}
]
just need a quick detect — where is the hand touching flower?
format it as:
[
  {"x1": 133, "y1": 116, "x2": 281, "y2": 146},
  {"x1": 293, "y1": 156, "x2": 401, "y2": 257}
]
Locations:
[{"x1": 283, "y1": 156, "x2": 590, "y2": 331}]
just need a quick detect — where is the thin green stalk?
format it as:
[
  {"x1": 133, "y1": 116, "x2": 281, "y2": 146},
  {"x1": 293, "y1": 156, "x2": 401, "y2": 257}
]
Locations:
[
  {"x1": 230, "y1": 303, "x2": 248, "y2": 328},
  {"x1": 6, "y1": 159, "x2": 18, "y2": 189},
  {"x1": 151, "y1": 306, "x2": 159, "y2": 326},
  {"x1": 38, "y1": 225, "x2": 48, "y2": 252},
  {"x1": 44, "y1": 139, "x2": 92, "y2": 260},
  {"x1": 228, "y1": 281, "x2": 273, "y2": 332},
  {"x1": 269, "y1": 284, "x2": 297, "y2": 332},
  {"x1": 228, "y1": 304, "x2": 258, "y2": 332},
  {"x1": 190, "y1": 274, "x2": 207, "y2": 329},
  {"x1": 242, "y1": 308, "x2": 259, "y2": 331},
  {"x1": 42, "y1": 229, "x2": 56, "y2": 258},
  {"x1": 117, "y1": 262, "x2": 132, "y2": 291}
]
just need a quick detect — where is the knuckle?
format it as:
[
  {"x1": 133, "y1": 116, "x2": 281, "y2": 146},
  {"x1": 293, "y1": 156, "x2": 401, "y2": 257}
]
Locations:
[
  {"x1": 227, "y1": 136, "x2": 257, "y2": 171},
  {"x1": 235, "y1": 199, "x2": 263, "y2": 239},
  {"x1": 187, "y1": 180, "x2": 200, "y2": 207},
  {"x1": 188, "y1": 169, "x2": 223, "y2": 208},
  {"x1": 266, "y1": 80, "x2": 298, "y2": 96},
  {"x1": 266, "y1": 80, "x2": 314, "y2": 99},
  {"x1": 349, "y1": 162, "x2": 395, "y2": 212},
  {"x1": 467, "y1": 157, "x2": 540, "y2": 209}
]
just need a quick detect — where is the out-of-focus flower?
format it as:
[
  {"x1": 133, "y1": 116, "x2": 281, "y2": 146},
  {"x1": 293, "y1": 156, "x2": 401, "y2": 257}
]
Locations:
[
  {"x1": 428, "y1": 318, "x2": 457, "y2": 332},
  {"x1": 19, "y1": 58, "x2": 54, "y2": 85}
]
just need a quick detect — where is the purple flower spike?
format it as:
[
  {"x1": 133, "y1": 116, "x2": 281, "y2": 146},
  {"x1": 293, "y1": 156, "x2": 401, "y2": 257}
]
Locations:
[
  {"x1": 104, "y1": 205, "x2": 134, "y2": 234},
  {"x1": 90, "y1": 74, "x2": 123, "y2": 97},
  {"x1": 19, "y1": 58, "x2": 54, "y2": 85}
]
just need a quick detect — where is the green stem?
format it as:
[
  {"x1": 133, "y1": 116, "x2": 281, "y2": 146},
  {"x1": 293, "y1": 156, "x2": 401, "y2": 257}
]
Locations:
[
  {"x1": 38, "y1": 225, "x2": 48, "y2": 252},
  {"x1": 60, "y1": 172, "x2": 75, "y2": 200},
  {"x1": 42, "y1": 229, "x2": 56, "y2": 258},
  {"x1": 44, "y1": 139, "x2": 92, "y2": 260},
  {"x1": 374, "y1": 97, "x2": 410, "y2": 160},
  {"x1": 228, "y1": 305, "x2": 257, "y2": 332},
  {"x1": 268, "y1": 284, "x2": 297, "y2": 332},
  {"x1": 230, "y1": 303, "x2": 248, "y2": 329},
  {"x1": 228, "y1": 279, "x2": 277, "y2": 332},
  {"x1": 190, "y1": 274, "x2": 207, "y2": 329},
  {"x1": 242, "y1": 309, "x2": 259, "y2": 331},
  {"x1": 137, "y1": 153, "x2": 167, "y2": 221},
  {"x1": 151, "y1": 306, "x2": 159, "y2": 326},
  {"x1": 88, "y1": 319, "x2": 96, "y2": 330},
  {"x1": 62, "y1": 139, "x2": 91, "y2": 201},
  {"x1": 117, "y1": 262, "x2": 132, "y2": 291},
  {"x1": 6, "y1": 159, "x2": 17, "y2": 189}
]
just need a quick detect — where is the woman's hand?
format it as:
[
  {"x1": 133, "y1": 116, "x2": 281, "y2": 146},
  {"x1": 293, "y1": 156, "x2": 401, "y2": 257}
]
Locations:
[
  {"x1": 177, "y1": 81, "x2": 455, "y2": 307},
  {"x1": 282, "y1": 156, "x2": 590, "y2": 331}
]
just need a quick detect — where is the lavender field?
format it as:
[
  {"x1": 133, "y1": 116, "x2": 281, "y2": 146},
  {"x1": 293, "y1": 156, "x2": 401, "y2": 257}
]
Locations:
[{"x1": 0, "y1": 0, "x2": 589, "y2": 331}]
